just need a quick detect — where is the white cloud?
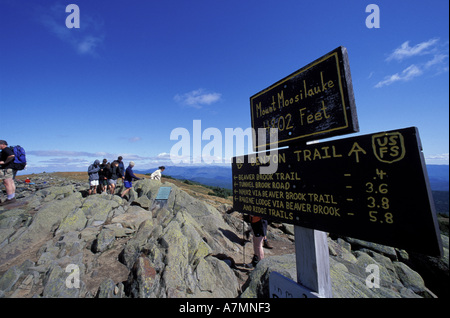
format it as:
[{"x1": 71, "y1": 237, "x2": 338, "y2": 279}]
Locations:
[
  {"x1": 425, "y1": 153, "x2": 449, "y2": 165},
  {"x1": 156, "y1": 152, "x2": 172, "y2": 160},
  {"x1": 174, "y1": 89, "x2": 222, "y2": 109},
  {"x1": 386, "y1": 38, "x2": 439, "y2": 61},
  {"x1": 375, "y1": 38, "x2": 448, "y2": 88},
  {"x1": 76, "y1": 35, "x2": 103, "y2": 56},
  {"x1": 426, "y1": 153, "x2": 449, "y2": 160},
  {"x1": 424, "y1": 53, "x2": 449, "y2": 70},
  {"x1": 128, "y1": 137, "x2": 142, "y2": 143},
  {"x1": 38, "y1": 3, "x2": 104, "y2": 57},
  {"x1": 27, "y1": 150, "x2": 116, "y2": 158},
  {"x1": 375, "y1": 64, "x2": 422, "y2": 88}
]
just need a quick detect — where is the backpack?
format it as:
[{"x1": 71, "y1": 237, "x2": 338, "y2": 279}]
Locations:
[
  {"x1": 243, "y1": 214, "x2": 261, "y2": 223},
  {"x1": 10, "y1": 145, "x2": 27, "y2": 170}
]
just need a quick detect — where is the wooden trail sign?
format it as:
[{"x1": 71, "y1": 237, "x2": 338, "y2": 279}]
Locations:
[
  {"x1": 240, "y1": 46, "x2": 441, "y2": 298},
  {"x1": 250, "y1": 46, "x2": 358, "y2": 151},
  {"x1": 232, "y1": 127, "x2": 443, "y2": 257}
]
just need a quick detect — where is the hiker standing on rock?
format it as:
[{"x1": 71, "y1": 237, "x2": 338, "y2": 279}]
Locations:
[
  {"x1": 150, "y1": 166, "x2": 165, "y2": 181},
  {"x1": 121, "y1": 161, "x2": 140, "y2": 199},
  {"x1": 117, "y1": 156, "x2": 125, "y2": 179},
  {"x1": 88, "y1": 160, "x2": 101, "y2": 195},
  {"x1": 99, "y1": 159, "x2": 109, "y2": 194},
  {"x1": 248, "y1": 216, "x2": 268, "y2": 267},
  {"x1": 108, "y1": 161, "x2": 123, "y2": 195},
  {"x1": 0, "y1": 140, "x2": 16, "y2": 205}
]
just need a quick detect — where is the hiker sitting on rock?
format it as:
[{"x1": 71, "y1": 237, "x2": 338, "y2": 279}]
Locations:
[
  {"x1": 88, "y1": 160, "x2": 101, "y2": 195},
  {"x1": 121, "y1": 161, "x2": 140, "y2": 199}
]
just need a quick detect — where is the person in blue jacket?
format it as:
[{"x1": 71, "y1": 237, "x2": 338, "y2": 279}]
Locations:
[
  {"x1": 88, "y1": 160, "x2": 101, "y2": 195},
  {"x1": 117, "y1": 156, "x2": 125, "y2": 178},
  {"x1": 120, "y1": 161, "x2": 140, "y2": 198}
]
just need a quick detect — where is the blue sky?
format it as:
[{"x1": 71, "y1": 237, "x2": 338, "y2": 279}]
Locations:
[{"x1": 1, "y1": 0, "x2": 448, "y2": 174}]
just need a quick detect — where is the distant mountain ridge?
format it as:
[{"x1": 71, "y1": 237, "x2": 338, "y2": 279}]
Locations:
[
  {"x1": 426, "y1": 165, "x2": 449, "y2": 191},
  {"x1": 136, "y1": 166, "x2": 233, "y2": 189},
  {"x1": 136, "y1": 164, "x2": 449, "y2": 191}
]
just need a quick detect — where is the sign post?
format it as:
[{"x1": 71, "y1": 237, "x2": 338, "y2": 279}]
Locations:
[{"x1": 294, "y1": 226, "x2": 332, "y2": 298}]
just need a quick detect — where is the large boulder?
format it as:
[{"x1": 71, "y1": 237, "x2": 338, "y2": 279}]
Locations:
[
  {"x1": 1, "y1": 174, "x2": 241, "y2": 298},
  {"x1": 0, "y1": 192, "x2": 83, "y2": 267},
  {"x1": 1, "y1": 173, "x2": 446, "y2": 299}
]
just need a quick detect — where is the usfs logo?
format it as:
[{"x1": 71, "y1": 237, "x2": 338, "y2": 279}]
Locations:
[{"x1": 372, "y1": 132, "x2": 406, "y2": 164}]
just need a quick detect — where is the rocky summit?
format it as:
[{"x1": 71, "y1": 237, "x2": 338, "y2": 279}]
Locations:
[{"x1": 0, "y1": 173, "x2": 448, "y2": 298}]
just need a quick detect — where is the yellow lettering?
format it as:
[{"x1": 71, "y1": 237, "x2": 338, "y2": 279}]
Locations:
[
  {"x1": 298, "y1": 101, "x2": 331, "y2": 126},
  {"x1": 312, "y1": 204, "x2": 341, "y2": 217},
  {"x1": 348, "y1": 142, "x2": 367, "y2": 163}
]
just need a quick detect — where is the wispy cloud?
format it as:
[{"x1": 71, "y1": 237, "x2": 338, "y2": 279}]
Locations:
[
  {"x1": 35, "y1": 157, "x2": 91, "y2": 169},
  {"x1": 424, "y1": 53, "x2": 449, "y2": 72},
  {"x1": 426, "y1": 153, "x2": 449, "y2": 160},
  {"x1": 27, "y1": 150, "x2": 152, "y2": 161},
  {"x1": 117, "y1": 136, "x2": 143, "y2": 143},
  {"x1": 28, "y1": 150, "x2": 116, "y2": 158},
  {"x1": 128, "y1": 137, "x2": 142, "y2": 143},
  {"x1": 425, "y1": 153, "x2": 449, "y2": 164},
  {"x1": 37, "y1": 3, "x2": 104, "y2": 57},
  {"x1": 375, "y1": 64, "x2": 422, "y2": 88},
  {"x1": 174, "y1": 89, "x2": 222, "y2": 109},
  {"x1": 25, "y1": 150, "x2": 154, "y2": 173},
  {"x1": 386, "y1": 38, "x2": 440, "y2": 61},
  {"x1": 375, "y1": 38, "x2": 448, "y2": 88}
]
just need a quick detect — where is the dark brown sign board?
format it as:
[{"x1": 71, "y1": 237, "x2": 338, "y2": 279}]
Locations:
[
  {"x1": 250, "y1": 46, "x2": 359, "y2": 151},
  {"x1": 232, "y1": 127, "x2": 443, "y2": 257}
]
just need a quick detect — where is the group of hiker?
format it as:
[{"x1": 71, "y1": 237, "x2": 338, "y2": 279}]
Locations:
[
  {"x1": 1, "y1": 139, "x2": 269, "y2": 268},
  {"x1": 87, "y1": 156, "x2": 165, "y2": 198}
]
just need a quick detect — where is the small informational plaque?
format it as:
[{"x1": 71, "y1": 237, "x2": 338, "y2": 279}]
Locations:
[{"x1": 156, "y1": 187, "x2": 172, "y2": 200}]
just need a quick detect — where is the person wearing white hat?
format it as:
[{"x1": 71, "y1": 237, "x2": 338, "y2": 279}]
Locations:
[{"x1": 120, "y1": 161, "x2": 141, "y2": 199}]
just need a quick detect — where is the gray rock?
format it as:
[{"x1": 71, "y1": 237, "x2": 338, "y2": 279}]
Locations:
[
  {"x1": 56, "y1": 208, "x2": 87, "y2": 234},
  {"x1": 127, "y1": 256, "x2": 160, "y2": 298},
  {"x1": 1, "y1": 173, "x2": 446, "y2": 299},
  {"x1": 82, "y1": 195, "x2": 121, "y2": 225},
  {"x1": 0, "y1": 192, "x2": 83, "y2": 267},
  {"x1": 111, "y1": 205, "x2": 152, "y2": 230},
  {"x1": 394, "y1": 261, "x2": 426, "y2": 293},
  {"x1": 42, "y1": 264, "x2": 84, "y2": 298},
  {"x1": 240, "y1": 254, "x2": 297, "y2": 298},
  {"x1": 0, "y1": 266, "x2": 23, "y2": 293},
  {"x1": 345, "y1": 237, "x2": 398, "y2": 260},
  {"x1": 93, "y1": 228, "x2": 116, "y2": 253},
  {"x1": 96, "y1": 278, "x2": 123, "y2": 298}
]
